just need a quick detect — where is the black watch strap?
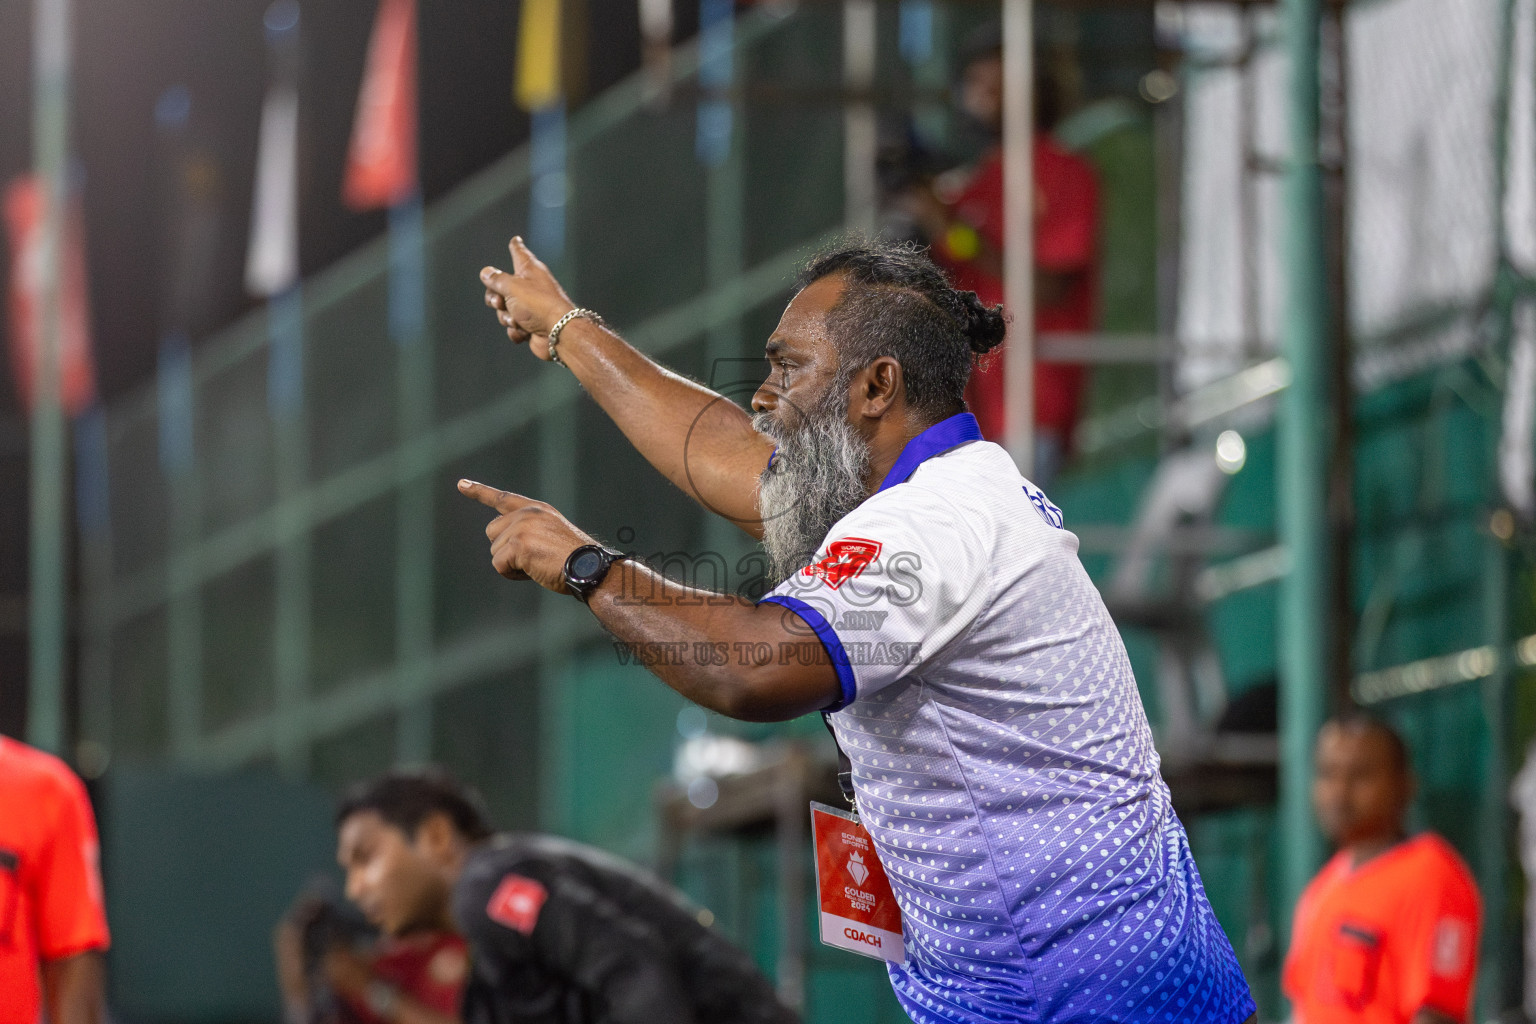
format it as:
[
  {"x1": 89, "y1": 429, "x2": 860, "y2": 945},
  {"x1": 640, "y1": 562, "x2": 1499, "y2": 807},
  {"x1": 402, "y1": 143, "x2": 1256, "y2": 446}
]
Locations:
[{"x1": 562, "y1": 544, "x2": 629, "y2": 602}]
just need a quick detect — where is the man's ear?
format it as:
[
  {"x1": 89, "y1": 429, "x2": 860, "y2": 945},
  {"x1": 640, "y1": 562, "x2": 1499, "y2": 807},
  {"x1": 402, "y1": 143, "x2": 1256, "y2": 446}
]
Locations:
[
  {"x1": 857, "y1": 356, "x2": 903, "y2": 418},
  {"x1": 414, "y1": 812, "x2": 458, "y2": 861}
]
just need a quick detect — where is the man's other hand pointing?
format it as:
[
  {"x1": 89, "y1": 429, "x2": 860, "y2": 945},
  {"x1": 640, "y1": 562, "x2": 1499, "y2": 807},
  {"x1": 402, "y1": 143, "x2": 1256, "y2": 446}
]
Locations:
[{"x1": 458, "y1": 479, "x2": 595, "y2": 593}]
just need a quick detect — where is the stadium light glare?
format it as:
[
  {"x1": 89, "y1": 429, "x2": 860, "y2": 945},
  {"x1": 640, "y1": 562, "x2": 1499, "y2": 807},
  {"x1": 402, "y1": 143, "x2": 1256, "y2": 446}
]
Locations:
[{"x1": 1215, "y1": 429, "x2": 1247, "y2": 474}]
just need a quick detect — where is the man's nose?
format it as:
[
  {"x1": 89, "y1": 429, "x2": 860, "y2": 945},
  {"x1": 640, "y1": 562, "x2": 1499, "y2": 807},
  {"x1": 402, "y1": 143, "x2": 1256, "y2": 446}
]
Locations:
[{"x1": 751, "y1": 384, "x2": 779, "y2": 414}]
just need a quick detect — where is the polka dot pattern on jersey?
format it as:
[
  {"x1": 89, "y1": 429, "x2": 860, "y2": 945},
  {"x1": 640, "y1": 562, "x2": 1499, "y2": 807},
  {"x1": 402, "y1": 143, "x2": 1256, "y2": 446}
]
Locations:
[{"x1": 772, "y1": 436, "x2": 1257, "y2": 1024}]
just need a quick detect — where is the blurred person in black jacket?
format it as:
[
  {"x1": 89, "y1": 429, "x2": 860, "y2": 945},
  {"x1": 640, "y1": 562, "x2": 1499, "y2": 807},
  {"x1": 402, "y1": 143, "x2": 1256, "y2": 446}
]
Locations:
[{"x1": 331, "y1": 768, "x2": 797, "y2": 1024}]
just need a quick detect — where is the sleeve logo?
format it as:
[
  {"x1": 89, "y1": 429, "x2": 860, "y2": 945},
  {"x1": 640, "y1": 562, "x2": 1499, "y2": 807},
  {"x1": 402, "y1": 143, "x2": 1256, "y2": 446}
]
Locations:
[
  {"x1": 486, "y1": 874, "x2": 549, "y2": 935},
  {"x1": 1023, "y1": 484, "x2": 1064, "y2": 529},
  {"x1": 803, "y1": 538, "x2": 883, "y2": 590}
]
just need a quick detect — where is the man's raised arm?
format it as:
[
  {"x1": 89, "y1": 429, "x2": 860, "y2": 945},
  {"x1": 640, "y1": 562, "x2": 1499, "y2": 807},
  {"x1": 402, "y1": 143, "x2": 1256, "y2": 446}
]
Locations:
[{"x1": 480, "y1": 237, "x2": 772, "y2": 537}]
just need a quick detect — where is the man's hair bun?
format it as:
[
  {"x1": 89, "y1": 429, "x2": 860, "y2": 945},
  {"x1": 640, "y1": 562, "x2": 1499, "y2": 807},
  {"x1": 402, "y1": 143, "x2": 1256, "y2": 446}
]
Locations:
[
  {"x1": 957, "y1": 290, "x2": 1008, "y2": 354},
  {"x1": 796, "y1": 237, "x2": 1015, "y2": 417}
]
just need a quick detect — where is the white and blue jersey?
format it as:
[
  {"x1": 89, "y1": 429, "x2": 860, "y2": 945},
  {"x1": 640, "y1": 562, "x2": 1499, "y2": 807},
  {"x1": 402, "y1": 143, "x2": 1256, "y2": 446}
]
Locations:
[{"x1": 762, "y1": 413, "x2": 1255, "y2": 1024}]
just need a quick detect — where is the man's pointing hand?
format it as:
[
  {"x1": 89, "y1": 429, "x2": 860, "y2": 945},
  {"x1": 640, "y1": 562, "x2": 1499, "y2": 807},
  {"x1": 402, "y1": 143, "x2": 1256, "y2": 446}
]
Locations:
[
  {"x1": 480, "y1": 236, "x2": 576, "y2": 361},
  {"x1": 458, "y1": 479, "x2": 596, "y2": 593}
]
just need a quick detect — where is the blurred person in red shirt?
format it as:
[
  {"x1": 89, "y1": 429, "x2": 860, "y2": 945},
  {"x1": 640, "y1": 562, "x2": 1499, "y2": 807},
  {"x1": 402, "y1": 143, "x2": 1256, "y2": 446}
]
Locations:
[
  {"x1": 1284, "y1": 716, "x2": 1481, "y2": 1024},
  {"x1": 900, "y1": 25, "x2": 1099, "y2": 485},
  {"x1": 274, "y1": 893, "x2": 466, "y2": 1024},
  {"x1": 0, "y1": 735, "x2": 110, "y2": 1024}
]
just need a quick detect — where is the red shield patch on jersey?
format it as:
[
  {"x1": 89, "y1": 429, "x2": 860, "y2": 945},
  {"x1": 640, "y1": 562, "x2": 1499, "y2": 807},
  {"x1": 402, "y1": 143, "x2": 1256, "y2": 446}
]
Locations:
[
  {"x1": 803, "y1": 537, "x2": 883, "y2": 590},
  {"x1": 486, "y1": 874, "x2": 548, "y2": 935}
]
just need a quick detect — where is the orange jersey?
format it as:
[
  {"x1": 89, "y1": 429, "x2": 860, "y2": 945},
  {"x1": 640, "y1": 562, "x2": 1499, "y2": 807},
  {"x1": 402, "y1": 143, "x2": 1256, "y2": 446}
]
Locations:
[
  {"x1": 1283, "y1": 834, "x2": 1480, "y2": 1024},
  {"x1": 0, "y1": 737, "x2": 111, "y2": 1024}
]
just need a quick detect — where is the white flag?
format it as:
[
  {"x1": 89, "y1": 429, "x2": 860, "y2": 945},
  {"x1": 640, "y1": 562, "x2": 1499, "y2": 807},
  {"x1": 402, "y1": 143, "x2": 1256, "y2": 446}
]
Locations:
[{"x1": 245, "y1": 84, "x2": 299, "y2": 297}]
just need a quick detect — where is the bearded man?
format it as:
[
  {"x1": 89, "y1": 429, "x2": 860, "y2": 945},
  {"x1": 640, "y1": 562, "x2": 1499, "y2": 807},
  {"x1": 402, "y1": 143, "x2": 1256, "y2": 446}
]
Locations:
[{"x1": 464, "y1": 237, "x2": 1256, "y2": 1024}]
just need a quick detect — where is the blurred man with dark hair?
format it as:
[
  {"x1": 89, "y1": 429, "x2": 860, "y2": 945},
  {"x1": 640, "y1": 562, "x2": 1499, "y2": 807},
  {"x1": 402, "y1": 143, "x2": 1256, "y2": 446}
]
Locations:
[
  {"x1": 898, "y1": 23, "x2": 1099, "y2": 482},
  {"x1": 1284, "y1": 716, "x2": 1481, "y2": 1024},
  {"x1": 0, "y1": 735, "x2": 109, "y2": 1024},
  {"x1": 323, "y1": 768, "x2": 795, "y2": 1024}
]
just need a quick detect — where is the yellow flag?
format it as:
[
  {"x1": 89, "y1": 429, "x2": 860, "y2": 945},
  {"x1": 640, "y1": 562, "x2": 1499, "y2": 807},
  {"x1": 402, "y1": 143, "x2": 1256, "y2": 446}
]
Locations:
[{"x1": 516, "y1": 0, "x2": 562, "y2": 110}]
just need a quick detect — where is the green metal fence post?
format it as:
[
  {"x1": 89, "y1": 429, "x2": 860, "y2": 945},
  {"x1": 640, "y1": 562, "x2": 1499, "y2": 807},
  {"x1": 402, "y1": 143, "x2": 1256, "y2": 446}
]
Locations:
[
  {"x1": 1478, "y1": 1, "x2": 1521, "y2": 1009},
  {"x1": 27, "y1": 0, "x2": 73, "y2": 756},
  {"x1": 1479, "y1": 535, "x2": 1513, "y2": 1016},
  {"x1": 1276, "y1": 0, "x2": 1331, "y2": 953},
  {"x1": 536, "y1": 238, "x2": 583, "y2": 837},
  {"x1": 271, "y1": 293, "x2": 312, "y2": 774},
  {"x1": 167, "y1": 470, "x2": 204, "y2": 759},
  {"x1": 393, "y1": 197, "x2": 435, "y2": 767},
  {"x1": 702, "y1": 45, "x2": 747, "y2": 562}
]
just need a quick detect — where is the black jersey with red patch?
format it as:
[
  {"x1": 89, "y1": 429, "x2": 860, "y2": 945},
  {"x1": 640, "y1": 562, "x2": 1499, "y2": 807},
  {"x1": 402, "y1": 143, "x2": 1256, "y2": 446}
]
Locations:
[{"x1": 454, "y1": 834, "x2": 798, "y2": 1024}]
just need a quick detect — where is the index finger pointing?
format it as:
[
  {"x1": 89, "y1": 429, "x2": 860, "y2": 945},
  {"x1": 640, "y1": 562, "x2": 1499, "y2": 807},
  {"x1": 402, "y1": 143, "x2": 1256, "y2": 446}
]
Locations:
[{"x1": 457, "y1": 479, "x2": 525, "y2": 513}]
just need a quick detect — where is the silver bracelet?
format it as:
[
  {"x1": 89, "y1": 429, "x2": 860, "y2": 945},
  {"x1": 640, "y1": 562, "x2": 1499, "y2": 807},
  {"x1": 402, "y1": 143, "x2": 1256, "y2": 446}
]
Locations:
[{"x1": 546, "y1": 307, "x2": 604, "y2": 367}]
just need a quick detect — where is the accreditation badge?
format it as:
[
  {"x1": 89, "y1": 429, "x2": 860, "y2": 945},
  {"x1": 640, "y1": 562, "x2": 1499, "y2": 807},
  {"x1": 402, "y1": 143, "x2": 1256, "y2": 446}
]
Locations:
[{"x1": 810, "y1": 801, "x2": 904, "y2": 962}]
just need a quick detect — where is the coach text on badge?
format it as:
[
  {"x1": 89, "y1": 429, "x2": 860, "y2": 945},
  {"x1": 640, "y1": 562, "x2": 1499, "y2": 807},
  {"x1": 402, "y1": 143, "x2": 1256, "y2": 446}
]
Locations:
[{"x1": 810, "y1": 801, "x2": 904, "y2": 963}]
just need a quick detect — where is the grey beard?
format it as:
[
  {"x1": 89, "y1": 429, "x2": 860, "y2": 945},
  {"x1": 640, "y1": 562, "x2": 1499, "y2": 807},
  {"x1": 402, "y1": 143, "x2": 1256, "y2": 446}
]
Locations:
[{"x1": 754, "y1": 399, "x2": 872, "y2": 587}]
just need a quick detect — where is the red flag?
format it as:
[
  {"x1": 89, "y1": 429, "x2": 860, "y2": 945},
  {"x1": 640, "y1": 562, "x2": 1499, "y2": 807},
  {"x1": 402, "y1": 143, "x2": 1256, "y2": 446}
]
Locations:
[
  {"x1": 4, "y1": 175, "x2": 96, "y2": 416},
  {"x1": 343, "y1": 0, "x2": 418, "y2": 210}
]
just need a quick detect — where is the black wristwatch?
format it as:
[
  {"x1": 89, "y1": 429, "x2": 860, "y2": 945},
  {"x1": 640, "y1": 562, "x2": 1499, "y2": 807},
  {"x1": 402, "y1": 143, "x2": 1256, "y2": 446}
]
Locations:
[{"x1": 562, "y1": 544, "x2": 629, "y2": 602}]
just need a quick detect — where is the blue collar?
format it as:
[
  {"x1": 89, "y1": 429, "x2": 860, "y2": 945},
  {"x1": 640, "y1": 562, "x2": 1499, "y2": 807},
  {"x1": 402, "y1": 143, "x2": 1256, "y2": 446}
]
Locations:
[{"x1": 875, "y1": 412, "x2": 984, "y2": 494}]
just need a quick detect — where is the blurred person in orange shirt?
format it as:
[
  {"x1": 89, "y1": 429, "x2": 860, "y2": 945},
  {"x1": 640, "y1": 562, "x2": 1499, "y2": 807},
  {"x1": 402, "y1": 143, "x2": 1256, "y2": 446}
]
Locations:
[
  {"x1": 1284, "y1": 716, "x2": 1481, "y2": 1024},
  {"x1": 899, "y1": 24, "x2": 1099, "y2": 485},
  {"x1": 0, "y1": 735, "x2": 110, "y2": 1024}
]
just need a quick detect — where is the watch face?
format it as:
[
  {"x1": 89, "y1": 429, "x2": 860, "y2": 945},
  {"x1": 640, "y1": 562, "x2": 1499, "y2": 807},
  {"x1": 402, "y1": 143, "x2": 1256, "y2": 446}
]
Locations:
[{"x1": 570, "y1": 548, "x2": 605, "y2": 580}]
